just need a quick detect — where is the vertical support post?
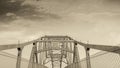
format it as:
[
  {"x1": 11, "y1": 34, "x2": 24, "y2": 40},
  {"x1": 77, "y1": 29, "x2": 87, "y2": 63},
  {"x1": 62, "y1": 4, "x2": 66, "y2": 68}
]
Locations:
[
  {"x1": 67, "y1": 42, "x2": 72, "y2": 64},
  {"x1": 73, "y1": 42, "x2": 77, "y2": 63},
  {"x1": 51, "y1": 53, "x2": 54, "y2": 68},
  {"x1": 60, "y1": 44, "x2": 63, "y2": 68},
  {"x1": 49, "y1": 47, "x2": 54, "y2": 68},
  {"x1": 73, "y1": 42, "x2": 77, "y2": 68},
  {"x1": 39, "y1": 42, "x2": 42, "y2": 65},
  {"x1": 16, "y1": 47, "x2": 24, "y2": 68},
  {"x1": 85, "y1": 47, "x2": 91, "y2": 68},
  {"x1": 34, "y1": 43, "x2": 38, "y2": 64},
  {"x1": 73, "y1": 42, "x2": 81, "y2": 68},
  {"x1": 28, "y1": 42, "x2": 37, "y2": 68}
]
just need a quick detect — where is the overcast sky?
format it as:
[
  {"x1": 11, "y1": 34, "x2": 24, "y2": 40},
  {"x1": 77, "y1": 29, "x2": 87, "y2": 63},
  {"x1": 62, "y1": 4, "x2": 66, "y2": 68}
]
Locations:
[{"x1": 0, "y1": 0, "x2": 120, "y2": 64}]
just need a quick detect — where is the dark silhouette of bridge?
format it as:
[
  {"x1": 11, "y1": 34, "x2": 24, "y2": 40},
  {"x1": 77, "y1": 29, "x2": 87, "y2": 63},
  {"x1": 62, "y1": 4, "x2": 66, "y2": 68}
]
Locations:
[{"x1": 0, "y1": 35, "x2": 120, "y2": 68}]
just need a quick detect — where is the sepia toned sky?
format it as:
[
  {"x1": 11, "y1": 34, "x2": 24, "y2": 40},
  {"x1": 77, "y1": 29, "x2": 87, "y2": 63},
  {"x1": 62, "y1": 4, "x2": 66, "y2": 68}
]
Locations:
[{"x1": 0, "y1": 0, "x2": 120, "y2": 61}]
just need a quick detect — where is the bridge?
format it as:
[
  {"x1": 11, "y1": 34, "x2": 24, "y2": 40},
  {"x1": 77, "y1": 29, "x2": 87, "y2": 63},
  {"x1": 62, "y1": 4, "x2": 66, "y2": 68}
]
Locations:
[{"x1": 0, "y1": 35, "x2": 120, "y2": 68}]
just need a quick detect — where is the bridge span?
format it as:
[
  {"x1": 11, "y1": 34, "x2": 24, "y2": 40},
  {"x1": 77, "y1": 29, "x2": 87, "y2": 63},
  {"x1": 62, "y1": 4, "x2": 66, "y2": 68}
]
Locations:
[{"x1": 0, "y1": 35, "x2": 120, "y2": 68}]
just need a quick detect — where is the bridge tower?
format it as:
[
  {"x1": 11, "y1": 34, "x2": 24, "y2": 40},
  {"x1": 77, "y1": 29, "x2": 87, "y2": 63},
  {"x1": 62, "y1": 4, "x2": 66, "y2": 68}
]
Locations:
[{"x1": 28, "y1": 35, "x2": 81, "y2": 68}]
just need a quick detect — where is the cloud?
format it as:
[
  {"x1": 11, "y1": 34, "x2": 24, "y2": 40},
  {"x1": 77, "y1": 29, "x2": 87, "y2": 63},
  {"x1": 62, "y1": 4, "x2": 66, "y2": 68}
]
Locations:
[
  {"x1": 0, "y1": 0, "x2": 61, "y2": 23},
  {"x1": 0, "y1": 0, "x2": 120, "y2": 45},
  {"x1": 1, "y1": 0, "x2": 120, "y2": 24},
  {"x1": 105, "y1": 0, "x2": 120, "y2": 3}
]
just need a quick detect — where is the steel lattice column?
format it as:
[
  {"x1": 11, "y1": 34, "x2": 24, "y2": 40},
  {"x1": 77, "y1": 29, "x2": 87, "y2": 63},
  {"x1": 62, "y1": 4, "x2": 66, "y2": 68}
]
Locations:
[
  {"x1": 73, "y1": 42, "x2": 81, "y2": 68},
  {"x1": 28, "y1": 42, "x2": 38, "y2": 68},
  {"x1": 16, "y1": 47, "x2": 24, "y2": 68},
  {"x1": 73, "y1": 42, "x2": 78, "y2": 63}
]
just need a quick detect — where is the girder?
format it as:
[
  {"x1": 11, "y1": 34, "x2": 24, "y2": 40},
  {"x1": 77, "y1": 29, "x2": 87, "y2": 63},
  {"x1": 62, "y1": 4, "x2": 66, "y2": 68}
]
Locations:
[
  {"x1": 41, "y1": 36, "x2": 71, "y2": 39},
  {"x1": 0, "y1": 39, "x2": 40, "y2": 51},
  {"x1": 37, "y1": 48, "x2": 73, "y2": 53},
  {"x1": 76, "y1": 41, "x2": 120, "y2": 53},
  {"x1": 37, "y1": 40, "x2": 74, "y2": 42}
]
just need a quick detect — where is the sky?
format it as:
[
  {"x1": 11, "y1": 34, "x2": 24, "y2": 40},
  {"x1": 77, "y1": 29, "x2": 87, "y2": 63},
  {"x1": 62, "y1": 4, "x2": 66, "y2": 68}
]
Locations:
[{"x1": 0, "y1": 0, "x2": 120, "y2": 67}]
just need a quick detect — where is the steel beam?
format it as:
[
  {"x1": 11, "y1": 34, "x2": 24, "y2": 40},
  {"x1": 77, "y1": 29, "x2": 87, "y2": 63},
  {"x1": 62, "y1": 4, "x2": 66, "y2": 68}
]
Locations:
[
  {"x1": 16, "y1": 47, "x2": 24, "y2": 68},
  {"x1": 60, "y1": 45, "x2": 64, "y2": 68},
  {"x1": 0, "y1": 39, "x2": 39, "y2": 51},
  {"x1": 85, "y1": 47, "x2": 91, "y2": 68},
  {"x1": 37, "y1": 48, "x2": 73, "y2": 53},
  {"x1": 76, "y1": 41, "x2": 120, "y2": 53},
  {"x1": 34, "y1": 43, "x2": 38, "y2": 64},
  {"x1": 73, "y1": 42, "x2": 81, "y2": 68},
  {"x1": 73, "y1": 42, "x2": 77, "y2": 63},
  {"x1": 37, "y1": 40, "x2": 74, "y2": 42},
  {"x1": 28, "y1": 42, "x2": 37, "y2": 68}
]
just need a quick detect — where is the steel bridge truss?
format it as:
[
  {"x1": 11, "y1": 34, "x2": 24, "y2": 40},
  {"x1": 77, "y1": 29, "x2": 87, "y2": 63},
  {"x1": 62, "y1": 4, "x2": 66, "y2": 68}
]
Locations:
[
  {"x1": 28, "y1": 36, "x2": 80, "y2": 68},
  {"x1": 0, "y1": 35, "x2": 120, "y2": 68}
]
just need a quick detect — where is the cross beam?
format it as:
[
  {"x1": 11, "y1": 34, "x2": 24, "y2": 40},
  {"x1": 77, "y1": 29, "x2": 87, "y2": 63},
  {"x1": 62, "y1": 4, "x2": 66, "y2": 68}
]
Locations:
[
  {"x1": 0, "y1": 39, "x2": 39, "y2": 51},
  {"x1": 76, "y1": 41, "x2": 120, "y2": 53}
]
